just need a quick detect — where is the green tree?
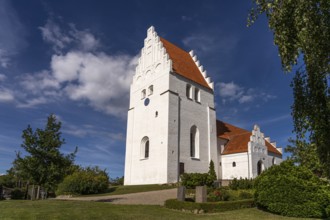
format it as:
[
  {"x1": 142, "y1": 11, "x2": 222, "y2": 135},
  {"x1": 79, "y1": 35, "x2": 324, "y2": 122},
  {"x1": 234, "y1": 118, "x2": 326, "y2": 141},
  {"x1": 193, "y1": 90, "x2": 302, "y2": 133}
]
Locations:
[
  {"x1": 286, "y1": 139, "x2": 325, "y2": 177},
  {"x1": 14, "y1": 114, "x2": 77, "y2": 197},
  {"x1": 208, "y1": 160, "x2": 217, "y2": 182},
  {"x1": 249, "y1": 0, "x2": 330, "y2": 176}
]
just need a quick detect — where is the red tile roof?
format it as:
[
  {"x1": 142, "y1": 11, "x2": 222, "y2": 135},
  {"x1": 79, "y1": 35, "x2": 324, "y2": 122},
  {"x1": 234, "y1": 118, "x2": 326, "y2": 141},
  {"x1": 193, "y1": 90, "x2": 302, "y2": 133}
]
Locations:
[
  {"x1": 217, "y1": 120, "x2": 282, "y2": 156},
  {"x1": 159, "y1": 37, "x2": 211, "y2": 89}
]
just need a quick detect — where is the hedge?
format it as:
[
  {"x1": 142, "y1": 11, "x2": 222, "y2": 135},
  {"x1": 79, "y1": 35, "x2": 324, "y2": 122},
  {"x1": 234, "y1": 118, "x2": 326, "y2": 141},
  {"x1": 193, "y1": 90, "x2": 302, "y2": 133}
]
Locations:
[
  {"x1": 165, "y1": 199, "x2": 255, "y2": 213},
  {"x1": 254, "y1": 160, "x2": 330, "y2": 218}
]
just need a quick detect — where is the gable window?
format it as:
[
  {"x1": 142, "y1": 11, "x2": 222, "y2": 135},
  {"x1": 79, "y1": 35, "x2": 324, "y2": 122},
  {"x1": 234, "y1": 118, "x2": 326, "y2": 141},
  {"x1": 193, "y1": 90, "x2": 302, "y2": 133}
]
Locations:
[
  {"x1": 141, "y1": 89, "x2": 146, "y2": 99},
  {"x1": 190, "y1": 125, "x2": 199, "y2": 158},
  {"x1": 140, "y1": 136, "x2": 149, "y2": 159},
  {"x1": 232, "y1": 162, "x2": 236, "y2": 167},
  {"x1": 186, "y1": 84, "x2": 192, "y2": 99},
  {"x1": 194, "y1": 88, "x2": 200, "y2": 102},
  {"x1": 148, "y1": 85, "x2": 153, "y2": 96}
]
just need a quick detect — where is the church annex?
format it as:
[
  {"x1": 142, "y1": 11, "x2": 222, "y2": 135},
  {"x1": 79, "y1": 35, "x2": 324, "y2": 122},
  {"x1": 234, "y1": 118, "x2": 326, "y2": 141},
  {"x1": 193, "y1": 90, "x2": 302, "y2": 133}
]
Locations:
[{"x1": 124, "y1": 27, "x2": 282, "y2": 185}]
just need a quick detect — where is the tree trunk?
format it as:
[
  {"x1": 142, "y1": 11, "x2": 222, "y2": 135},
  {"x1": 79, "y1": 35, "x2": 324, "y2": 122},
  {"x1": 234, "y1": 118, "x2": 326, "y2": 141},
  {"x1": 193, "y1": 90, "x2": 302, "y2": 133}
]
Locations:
[
  {"x1": 31, "y1": 184, "x2": 35, "y2": 200},
  {"x1": 36, "y1": 185, "x2": 40, "y2": 200},
  {"x1": 25, "y1": 181, "x2": 29, "y2": 200}
]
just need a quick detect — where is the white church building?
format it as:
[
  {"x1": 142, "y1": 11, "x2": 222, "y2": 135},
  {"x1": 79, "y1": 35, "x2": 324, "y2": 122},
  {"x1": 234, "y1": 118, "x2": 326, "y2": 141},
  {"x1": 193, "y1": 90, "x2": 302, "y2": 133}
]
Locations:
[{"x1": 124, "y1": 27, "x2": 282, "y2": 185}]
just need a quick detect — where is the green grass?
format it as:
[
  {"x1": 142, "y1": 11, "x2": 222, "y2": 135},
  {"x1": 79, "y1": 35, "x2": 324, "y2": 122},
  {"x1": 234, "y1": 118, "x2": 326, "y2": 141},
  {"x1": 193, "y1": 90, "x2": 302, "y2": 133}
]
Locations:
[
  {"x1": 0, "y1": 200, "x2": 318, "y2": 220},
  {"x1": 77, "y1": 184, "x2": 176, "y2": 197}
]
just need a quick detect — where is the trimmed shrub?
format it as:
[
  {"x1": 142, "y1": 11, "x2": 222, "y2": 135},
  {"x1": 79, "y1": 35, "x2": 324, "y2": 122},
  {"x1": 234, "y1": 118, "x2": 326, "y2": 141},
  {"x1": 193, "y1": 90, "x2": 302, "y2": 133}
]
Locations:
[
  {"x1": 165, "y1": 199, "x2": 255, "y2": 213},
  {"x1": 180, "y1": 173, "x2": 213, "y2": 189},
  {"x1": 10, "y1": 188, "x2": 25, "y2": 200},
  {"x1": 238, "y1": 191, "x2": 253, "y2": 199},
  {"x1": 254, "y1": 160, "x2": 330, "y2": 218},
  {"x1": 229, "y1": 178, "x2": 254, "y2": 190},
  {"x1": 56, "y1": 166, "x2": 109, "y2": 195}
]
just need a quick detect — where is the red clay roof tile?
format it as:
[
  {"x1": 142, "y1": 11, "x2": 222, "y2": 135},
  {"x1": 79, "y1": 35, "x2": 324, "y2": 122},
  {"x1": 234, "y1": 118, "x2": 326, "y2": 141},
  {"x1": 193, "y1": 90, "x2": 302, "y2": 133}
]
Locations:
[
  {"x1": 217, "y1": 120, "x2": 282, "y2": 156},
  {"x1": 159, "y1": 37, "x2": 211, "y2": 89}
]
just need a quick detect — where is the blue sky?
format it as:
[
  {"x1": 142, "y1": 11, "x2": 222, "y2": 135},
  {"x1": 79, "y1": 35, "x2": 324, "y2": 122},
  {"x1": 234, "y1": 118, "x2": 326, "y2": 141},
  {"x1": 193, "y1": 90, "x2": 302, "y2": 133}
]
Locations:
[{"x1": 0, "y1": 0, "x2": 294, "y2": 177}]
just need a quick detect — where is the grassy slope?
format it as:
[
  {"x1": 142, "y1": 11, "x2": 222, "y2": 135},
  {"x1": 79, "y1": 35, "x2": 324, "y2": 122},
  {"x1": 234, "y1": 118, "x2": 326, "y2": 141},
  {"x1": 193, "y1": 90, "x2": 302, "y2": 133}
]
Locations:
[
  {"x1": 77, "y1": 184, "x2": 176, "y2": 197},
  {"x1": 0, "y1": 200, "x2": 316, "y2": 220}
]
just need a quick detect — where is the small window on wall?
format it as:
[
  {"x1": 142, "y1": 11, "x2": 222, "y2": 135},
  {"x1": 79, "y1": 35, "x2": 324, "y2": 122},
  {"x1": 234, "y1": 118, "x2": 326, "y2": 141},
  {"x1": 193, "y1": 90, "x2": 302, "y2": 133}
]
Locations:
[
  {"x1": 140, "y1": 136, "x2": 149, "y2": 159},
  {"x1": 148, "y1": 85, "x2": 153, "y2": 96},
  {"x1": 232, "y1": 162, "x2": 236, "y2": 167},
  {"x1": 186, "y1": 84, "x2": 192, "y2": 99},
  {"x1": 141, "y1": 89, "x2": 146, "y2": 99},
  {"x1": 195, "y1": 88, "x2": 200, "y2": 102}
]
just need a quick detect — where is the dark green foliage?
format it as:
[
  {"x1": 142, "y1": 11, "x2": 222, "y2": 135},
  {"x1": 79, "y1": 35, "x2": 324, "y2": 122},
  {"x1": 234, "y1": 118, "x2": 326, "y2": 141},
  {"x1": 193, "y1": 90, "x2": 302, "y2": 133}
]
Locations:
[
  {"x1": 0, "y1": 174, "x2": 16, "y2": 188},
  {"x1": 13, "y1": 114, "x2": 77, "y2": 191},
  {"x1": 56, "y1": 166, "x2": 109, "y2": 195},
  {"x1": 229, "y1": 178, "x2": 254, "y2": 190},
  {"x1": 254, "y1": 160, "x2": 330, "y2": 218},
  {"x1": 207, "y1": 188, "x2": 230, "y2": 202},
  {"x1": 110, "y1": 176, "x2": 124, "y2": 186},
  {"x1": 286, "y1": 139, "x2": 326, "y2": 177},
  {"x1": 238, "y1": 191, "x2": 253, "y2": 200},
  {"x1": 249, "y1": 0, "x2": 330, "y2": 177},
  {"x1": 165, "y1": 199, "x2": 255, "y2": 213},
  {"x1": 180, "y1": 161, "x2": 218, "y2": 189},
  {"x1": 10, "y1": 188, "x2": 25, "y2": 200},
  {"x1": 180, "y1": 173, "x2": 213, "y2": 189},
  {"x1": 208, "y1": 160, "x2": 217, "y2": 183}
]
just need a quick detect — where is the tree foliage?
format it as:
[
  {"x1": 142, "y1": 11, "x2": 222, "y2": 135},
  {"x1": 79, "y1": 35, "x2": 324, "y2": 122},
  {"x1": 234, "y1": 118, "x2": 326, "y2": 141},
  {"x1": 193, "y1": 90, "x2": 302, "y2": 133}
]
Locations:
[
  {"x1": 254, "y1": 160, "x2": 330, "y2": 218},
  {"x1": 56, "y1": 166, "x2": 109, "y2": 195},
  {"x1": 249, "y1": 0, "x2": 330, "y2": 176},
  {"x1": 208, "y1": 160, "x2": 217, "y2": 182},
  {"x1": 286, "y1": 138, "x2": 325, "y2": 177},
  {"x1": 14, "y1": 114, "x2": 77, "y2": 191}
]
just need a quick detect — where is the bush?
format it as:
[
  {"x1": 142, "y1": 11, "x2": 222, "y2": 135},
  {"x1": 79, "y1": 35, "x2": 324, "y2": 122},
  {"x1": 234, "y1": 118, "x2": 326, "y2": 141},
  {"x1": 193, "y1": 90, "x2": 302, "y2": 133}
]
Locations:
[
  {"x1": 56, "y1": 166, "x2": 109, "y2": 195},
  {"x1": 165, "y1": 199, "x2": 255, "y2": 213},
  {"x1": 207, "y1": 188, "x2": 231, "y2": 202},
  {"x1": 229, "y1": 178, "x2": 254, "y2": 190},
  {"x1": 254, "y1": 160, "x2": 330, "y2": 218},
  {"x1": 10, "y1": 188, "x2": 25, "y2": 200},
  {"x1": 110, "y1": 176, "x2": 124, "y2": 186},
  {"x1": 238, "y1": 191, "x2": 253, "y2": 199},
  {"x1": 180, "y1": 173, "x2": 213, "y2": 189}
]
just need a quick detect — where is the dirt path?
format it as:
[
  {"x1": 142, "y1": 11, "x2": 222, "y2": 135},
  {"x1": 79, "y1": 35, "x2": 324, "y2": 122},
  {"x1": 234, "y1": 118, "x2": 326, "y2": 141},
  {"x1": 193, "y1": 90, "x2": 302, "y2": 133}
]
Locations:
[{"x1": 56, "y1": 188, "x2": 177, "y2": 206}]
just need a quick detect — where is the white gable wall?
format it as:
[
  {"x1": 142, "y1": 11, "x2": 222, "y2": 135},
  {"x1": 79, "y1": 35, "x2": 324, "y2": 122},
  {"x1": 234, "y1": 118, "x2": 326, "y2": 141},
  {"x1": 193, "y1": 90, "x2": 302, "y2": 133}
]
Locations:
[{"x1": 167, "y1": 73, "x2": 218, "y2": 180}]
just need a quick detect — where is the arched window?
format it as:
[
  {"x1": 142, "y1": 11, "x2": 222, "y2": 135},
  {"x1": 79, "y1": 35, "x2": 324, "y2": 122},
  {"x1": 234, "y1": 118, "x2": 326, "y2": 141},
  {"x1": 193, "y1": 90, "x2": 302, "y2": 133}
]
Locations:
[
  {"x1": 141, "y1": 89, "x2": 146, "y2": 99},
  {"x1": 257, "y1": 160, "x2": 264, "y2": 175},
  {"x1": 194, "y1": 88, "x2": 200, "y2": 102},
  {"x1": 190, "y1": 125, "x2": 199, "y2": 158},
  {"x1": 148, "y1": 85, "x2": 153, "y2": 96},
  {"x1": 232, "y1": 162, "x2": 236, "y2": 167},
  {"x1": 272, "y1": 157, "x2": 276, "y2": 165},
  {"x1": 140, "y1": 136, "x2": 149, "y2": 159},
  {"x1": 186, "y1": 84, "x2": 192, "y2": 99}
]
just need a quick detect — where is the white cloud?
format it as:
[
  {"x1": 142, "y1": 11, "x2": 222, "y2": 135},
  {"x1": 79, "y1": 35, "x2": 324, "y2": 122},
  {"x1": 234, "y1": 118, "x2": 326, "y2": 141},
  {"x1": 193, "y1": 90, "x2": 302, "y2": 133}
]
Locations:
[
  {"x1": 39, "y1": 19, "x2": 100, "y2": 53},
  {"x1": 0, "y1": 0, "x2": 26, "y2": 68},
  {"x1": 0, "y1": 87, "x2": 14, "y2": 102},
  {"x1": 51, "y1": 51, "x2": 136, "y2": 116},
  {"x1": 217, "y1": 81, "x2": 276, "y2": 105},
  {"x1": 39, "y1": 19, "x2": 73, "y2": 53},
  {"x1": 20, "y1": 70, "x2": 60, "y2": 92},
  {"x1": 11, "y1": 19, "x2": 136, "y2": 117}
]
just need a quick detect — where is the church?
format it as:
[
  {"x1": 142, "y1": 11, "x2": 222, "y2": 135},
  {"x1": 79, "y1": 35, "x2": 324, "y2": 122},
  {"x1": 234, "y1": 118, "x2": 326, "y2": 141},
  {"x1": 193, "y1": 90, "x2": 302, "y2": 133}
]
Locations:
[{"x1": 124, "y1": 27, "x2": 282, "y2": 185}]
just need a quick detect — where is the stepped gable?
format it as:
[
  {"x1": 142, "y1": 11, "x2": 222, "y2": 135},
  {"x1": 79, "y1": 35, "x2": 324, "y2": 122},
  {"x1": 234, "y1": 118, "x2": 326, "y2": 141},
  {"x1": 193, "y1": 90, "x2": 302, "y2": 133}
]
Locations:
[
  {"x1": 159, "y1": 37, "x2": 212, "y2": 90},
  {"x1": 216, "y1": 120, "x2": 282, "y2": 156}
]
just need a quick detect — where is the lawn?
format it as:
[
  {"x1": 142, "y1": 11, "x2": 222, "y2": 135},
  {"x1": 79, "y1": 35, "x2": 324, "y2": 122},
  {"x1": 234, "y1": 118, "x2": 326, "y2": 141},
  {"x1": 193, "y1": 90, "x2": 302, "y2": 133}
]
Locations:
[
  {"x1": 78, "y1": 184, "x2": 176, "y2": 197},
  {"x1": 0, "y1": 200, "x2": 317, "y2": 220}
]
